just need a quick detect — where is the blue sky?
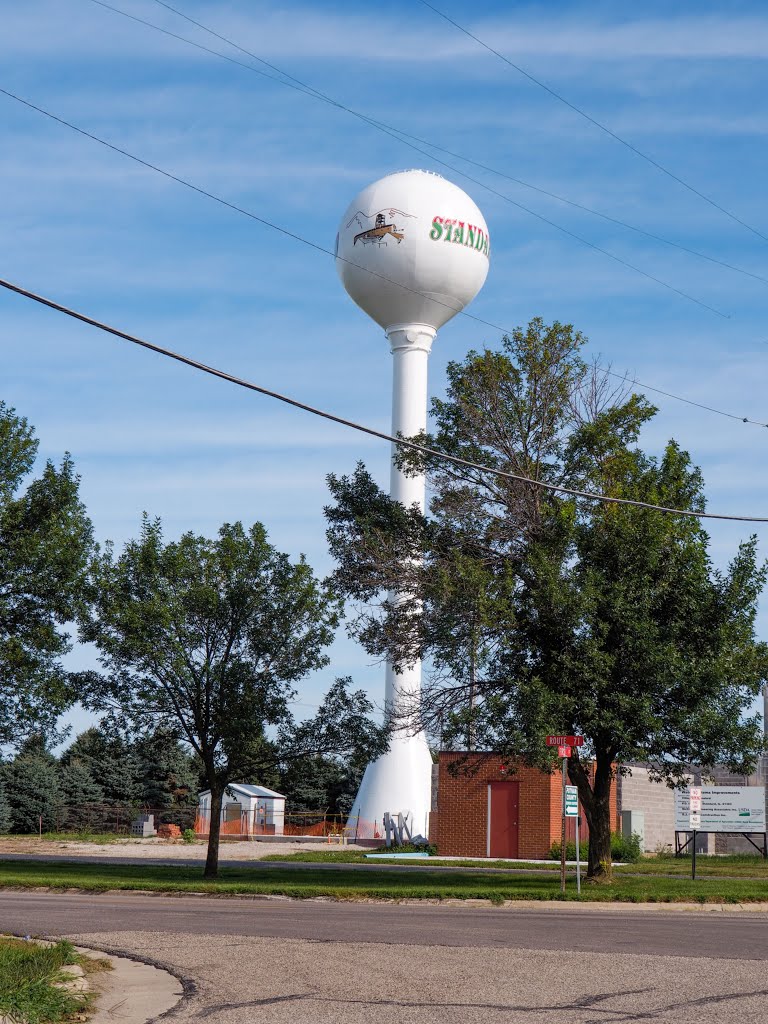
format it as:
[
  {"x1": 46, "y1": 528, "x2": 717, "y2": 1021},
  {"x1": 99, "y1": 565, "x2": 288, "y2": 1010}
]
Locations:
[{"x1": 3, "y1": 0, "x2": 768, "y2": 741}]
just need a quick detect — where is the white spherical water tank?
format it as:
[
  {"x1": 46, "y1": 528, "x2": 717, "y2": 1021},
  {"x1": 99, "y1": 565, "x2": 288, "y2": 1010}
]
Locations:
[
  {"x1": 336, "y1": 170, "x2": 490, "y2": 841},
  {"x1": 336, "y1": 169, "x2": 489, "y2": 331}
]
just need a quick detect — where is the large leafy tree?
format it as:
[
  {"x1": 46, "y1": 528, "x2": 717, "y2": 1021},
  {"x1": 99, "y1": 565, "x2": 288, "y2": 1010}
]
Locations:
[
  {"x1": 326, "y1": 319, "x2": 768, "y2": 880},
  {"x1": 0, "y1": 402, "x2": 93, "y2": 747},
  {"x1": 79, "y1": 518, "x2": 383, "y2": 878}
]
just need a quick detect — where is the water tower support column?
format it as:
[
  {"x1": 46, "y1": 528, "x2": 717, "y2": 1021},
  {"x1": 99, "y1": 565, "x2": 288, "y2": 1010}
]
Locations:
[
  {"x1": 347, "y1": 323, "x2": 436, "y2": 838},
  {"x1": 385, "y1": 322, "x2": 435, "y2": 711}
]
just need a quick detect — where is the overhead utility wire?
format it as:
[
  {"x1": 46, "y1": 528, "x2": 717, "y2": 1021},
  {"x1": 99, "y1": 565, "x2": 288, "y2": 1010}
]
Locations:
[
  {"x1": 416, "y1": 0, "x2": 768, "y2": 246},
  {"x1": 2, "y1": 273, "x2": 766, "y2": 523},
  {"x1": 3, "y1": 86, "x2": 766, "y2": 430},
  {"x1": 84, "y1": 0, "x2": 727, "y2": 318},
  {"x1": 138, "y1": 0, "x2": 768, "y2": 290},
  {"x1": 0, "y1": 87, "x2": 503, "y2": 337}
]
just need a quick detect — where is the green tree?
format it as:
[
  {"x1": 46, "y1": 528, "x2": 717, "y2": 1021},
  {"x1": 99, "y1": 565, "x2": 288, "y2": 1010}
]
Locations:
[
  {"x1": 134, "y1": 728, "x2": 198, "y2": 808},
  {"x1": 60, "y1": 728, "x2": 141, "y2": 805},
  {"x1": 326, "y1": 319, "x2": 768, "y2": 881},
  {"x1": 79, "y1": 518, "x2": 347, "y2": 878},
  {"x1": 278, "y1": 677, "x2": 386, "y2": 817},
  {"x1": 3, "y1": 741, "x2": 62, "y2": 833},
  {"x1": 0, "y1": 780, "x2": 12, "y2": 833},
  {"x1": 58, "y1": 759, "x2": 104, "y2": 829},
  {"x1": 0, "y1": 402, "x2": 93, "y2": 747}
]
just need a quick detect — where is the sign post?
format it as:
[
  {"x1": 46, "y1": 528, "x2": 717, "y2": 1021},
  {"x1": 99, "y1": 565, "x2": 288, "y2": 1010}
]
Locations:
[
  {"x1": 546, "y1": 735, "x2": 583, "y2": 893},
  {"x1": 565, "y1": 784, "x2": 580, "y2": 894},
  {"x1": 689, "y1": 787, "x2": 702, "y2": 880}
]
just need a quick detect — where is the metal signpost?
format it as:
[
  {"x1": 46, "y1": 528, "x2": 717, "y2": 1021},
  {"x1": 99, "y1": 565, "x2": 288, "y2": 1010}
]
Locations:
[
  {"x1": 546, "y1": 735, "x2": 584, "y2": 893},
  {"x1": 565, "y1": 784, "x2": 580, "y2": 893},
  {"x1": 689, "y1": 787, "x2": 702, "y2": 880}
]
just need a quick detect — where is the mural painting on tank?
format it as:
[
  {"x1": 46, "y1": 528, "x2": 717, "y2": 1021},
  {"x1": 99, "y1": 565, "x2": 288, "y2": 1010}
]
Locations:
[
  {"x1": 344, "y1": 204, "x2": 490, "y2": 257},
  {"x1": 347, "y1": 207, "x2": 415, "y2": 246}
]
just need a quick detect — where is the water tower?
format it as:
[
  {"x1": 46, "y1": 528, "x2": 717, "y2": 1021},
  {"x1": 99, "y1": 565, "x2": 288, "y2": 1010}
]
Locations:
[{"x1": 336, "y1": 169, "x2": 490, "y2": 838}]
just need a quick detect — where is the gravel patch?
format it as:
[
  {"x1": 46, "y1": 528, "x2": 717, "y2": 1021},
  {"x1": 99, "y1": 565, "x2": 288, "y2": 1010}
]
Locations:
[{"x1": 0, "y1": 839, "x2": 358, "y2": 861}]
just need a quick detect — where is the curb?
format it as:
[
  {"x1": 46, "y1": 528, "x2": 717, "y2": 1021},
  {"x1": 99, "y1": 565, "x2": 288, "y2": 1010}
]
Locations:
[{"x1": 75, "y1": 945, "x2": 187, "y2": 1024}]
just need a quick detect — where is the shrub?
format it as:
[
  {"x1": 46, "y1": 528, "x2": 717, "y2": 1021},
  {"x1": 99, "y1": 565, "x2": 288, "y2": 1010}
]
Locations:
[
  {"x1": 181, "y1": 828, "x2": 196, "y2": 844},
  {"x1": 383, "y1": 842, "x2": 437, "y2": 855},
  {"x1": 612, "y1": 831, "x2": 642, "y2": 863},
  {"x1": 549, "y1": 838, "x2": 589, "y2": 862},
  {"x1": 549, "y1": 831, "x2": 642, "y2": 863}
]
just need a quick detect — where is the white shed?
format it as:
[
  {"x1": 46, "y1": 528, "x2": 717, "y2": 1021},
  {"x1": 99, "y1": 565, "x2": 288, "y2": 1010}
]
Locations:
[{"x1": 197, "y1": 783, "x2": 286, "y2": 837}]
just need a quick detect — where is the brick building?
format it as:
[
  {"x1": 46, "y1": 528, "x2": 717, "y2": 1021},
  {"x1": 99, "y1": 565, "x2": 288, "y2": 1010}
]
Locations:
[{"x1": 430, "y1": 752, "x2": 619, "y2": 859}]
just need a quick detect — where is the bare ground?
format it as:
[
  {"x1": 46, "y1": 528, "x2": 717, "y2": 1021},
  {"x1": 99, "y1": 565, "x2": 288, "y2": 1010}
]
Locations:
[{"x1": 0, "y1": 837, "x2": 349, "y2": 860}]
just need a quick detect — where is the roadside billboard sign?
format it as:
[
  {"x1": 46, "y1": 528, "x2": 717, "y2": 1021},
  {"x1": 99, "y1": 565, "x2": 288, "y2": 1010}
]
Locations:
[{"x1": 674, "y1": 787, "x2": 766, "y2": 832}]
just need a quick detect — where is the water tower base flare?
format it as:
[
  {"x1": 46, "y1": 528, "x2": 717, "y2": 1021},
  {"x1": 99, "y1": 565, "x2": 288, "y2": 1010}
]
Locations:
[{"x1": 348, "y1": 731, "x2": 433, "y2": 841}]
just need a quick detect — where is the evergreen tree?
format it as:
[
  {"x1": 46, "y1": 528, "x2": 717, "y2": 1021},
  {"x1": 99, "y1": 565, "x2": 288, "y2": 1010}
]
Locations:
[
  {"x1": 4, "y1": 745, "x2": 62, "y2": 833},
  {"x1": 58, "y1": 760, "x2": 104, "y2": 828},
  {"x1": 60, "y1": 728, "x2": 140, "y2": 805},
  {"x1": 0, "y1": 780, "x2": 12, "y2": 833},
  {"x1": 135, "y1": 729, "x2": 197, "y2": 807},
  {"x1": 280, "y1": 755, "x2": 343, "y2": 813}
]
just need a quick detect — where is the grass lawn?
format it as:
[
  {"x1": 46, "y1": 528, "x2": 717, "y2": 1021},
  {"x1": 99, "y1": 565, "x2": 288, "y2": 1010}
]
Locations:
[
  {"x1": 263, "y1": 850, "x2": 563, "y2": 870},
  {"x1": 0, "y1": 936, "x2": 107, "y2": 1024},
  {"x1": 621, "y1": 855, "x2": 768, "y2": 878},
  {"x1": 263, "y1": 850, "x2": 768, "y2": 878},
  {"x1": 1, "y1": 858, "x2": 767, "y2": 904}
]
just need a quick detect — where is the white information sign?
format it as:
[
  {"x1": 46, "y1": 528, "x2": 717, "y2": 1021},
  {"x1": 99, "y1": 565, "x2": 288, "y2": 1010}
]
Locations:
[{"x1": 674, "y1": 787, "x2": 766, "y2": 833}]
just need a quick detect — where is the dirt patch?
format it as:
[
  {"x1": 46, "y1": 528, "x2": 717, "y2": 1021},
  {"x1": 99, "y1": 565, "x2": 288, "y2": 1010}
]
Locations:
[{"x1": 0, "y1": 838, "x2": 362, "y2": 860}]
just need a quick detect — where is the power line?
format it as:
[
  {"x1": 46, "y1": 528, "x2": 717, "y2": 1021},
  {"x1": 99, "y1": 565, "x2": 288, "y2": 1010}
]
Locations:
[
  {"x1": 0, "y1": 87, "x2": 506, "y2": 337},
  {"x1": 2, "y1": 86, "x2": 767, "y2": 429},
  {"x1": 415, "y1": 0, "x2": 768, "y2": 245},
  {"x1": 139, "y1": 0, "x2": 768, "y2": 289},
  {"x1": 2, "y1": 272, "x2": 766, "y2": 523},
  {"x1": 82, "y1": 0, "x2": 729, "y2": 318}
]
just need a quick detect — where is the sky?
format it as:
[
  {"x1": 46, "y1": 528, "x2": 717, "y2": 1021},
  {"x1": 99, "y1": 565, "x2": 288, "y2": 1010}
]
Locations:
[{"x1": 2, "y1": 0, "x2": 768, "y2": 744}]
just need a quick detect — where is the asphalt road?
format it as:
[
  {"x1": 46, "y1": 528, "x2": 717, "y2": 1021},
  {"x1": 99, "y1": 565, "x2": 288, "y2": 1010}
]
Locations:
[
  {"x1": 3, "y1": 892, "x2": 767, "y2": 1022},
  {"x1": 1, "y1": 890, "x2": 766, "y2": 957}
]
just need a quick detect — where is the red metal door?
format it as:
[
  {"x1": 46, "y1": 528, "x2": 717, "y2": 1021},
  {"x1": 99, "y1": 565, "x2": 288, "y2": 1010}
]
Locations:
[{"x1": 489, "y1": 781, "x2": 519, "y2": 858}]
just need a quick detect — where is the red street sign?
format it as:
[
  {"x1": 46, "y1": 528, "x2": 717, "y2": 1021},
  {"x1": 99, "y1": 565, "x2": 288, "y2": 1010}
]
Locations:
[
  {"x1": 546, "y1": 735, "x2": 584, "y2": 747},
  {"x1": 558, "y1": 745, "x2": 572, "y2": 758}
]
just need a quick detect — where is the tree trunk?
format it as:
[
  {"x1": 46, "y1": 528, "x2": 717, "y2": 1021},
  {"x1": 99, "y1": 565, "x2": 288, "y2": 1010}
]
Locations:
[
  {"x1": 204, "y1": 786, "x2": 223, "y2": 880},
  {"x1": 569, "y1": 753, "x2": 613, "y2": 883}
]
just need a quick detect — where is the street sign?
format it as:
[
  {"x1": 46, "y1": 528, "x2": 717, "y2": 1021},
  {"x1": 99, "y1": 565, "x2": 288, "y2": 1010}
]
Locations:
[
  {"x1": 558, "y1": 745, "x2": 572, "y2": 758},
  {"x1": 546, "y1": 735, "x2": 584, "y2": 747},
  {"x1": 565, "y1": 785, "x2": 578, "y2": 816}
]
